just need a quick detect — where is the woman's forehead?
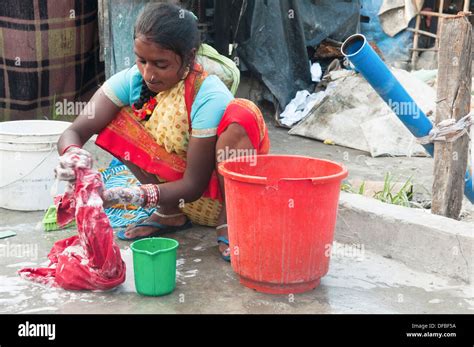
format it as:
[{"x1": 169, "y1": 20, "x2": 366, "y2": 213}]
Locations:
[{"x1": 133, "y1": 36, "x2": 180, "y2": 63}]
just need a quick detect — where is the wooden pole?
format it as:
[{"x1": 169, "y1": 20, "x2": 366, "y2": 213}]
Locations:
[
  {"x1": 435, "y1": 0, "x2": 445, "y2": 48},
  {"x1": 419, "y1": 10, "x2": 458, "y2": 17},
  {"x1": 411, "y1": 15, "x2": 421, "y2": 69},
  {"x1": 407, "y1": 27, "x2": 438, "y2": 39},
  {"x1": 432, "y1": 15, "x2": 472, "y2": 219}
]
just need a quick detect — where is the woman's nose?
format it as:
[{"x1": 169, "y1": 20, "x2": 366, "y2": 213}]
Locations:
[{"x1": 143, "y1": 64, "x2": 153, "y2": 81}]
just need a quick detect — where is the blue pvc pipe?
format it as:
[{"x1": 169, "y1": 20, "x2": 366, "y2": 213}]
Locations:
[
  {"x1": 341, "y1": 34, "x2": 474, "y2": 204},
  {"x1": 465, "y1": 170, "x2": 474, "y2": 203}
]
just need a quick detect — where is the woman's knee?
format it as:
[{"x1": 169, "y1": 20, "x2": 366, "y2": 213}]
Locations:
[{"x1": 122, "y1": 159, "x2": 159, "y2": 184}]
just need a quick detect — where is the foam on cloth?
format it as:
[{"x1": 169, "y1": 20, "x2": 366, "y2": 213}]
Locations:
[{"x1": 18, "y1": 164, "x2": 125, "y2": 291}]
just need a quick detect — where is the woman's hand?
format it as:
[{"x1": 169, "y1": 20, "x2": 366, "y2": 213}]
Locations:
[
  {"x1": 101, "y1": 186, "x2": 146, "y2": 209},
  {"x1": 54, "y1": 146, "x2": 93, "y2": 182}
]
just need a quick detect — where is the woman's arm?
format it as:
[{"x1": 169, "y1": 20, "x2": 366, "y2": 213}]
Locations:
[
  {"x1": 57, "y1": 87, "x2": 121, "y2": 154},
  {"x1": 158, "y1": 136, "x2": 217, "y2": 206},
  {"x1": 103, "y1": 136, "x2": 216, "y2": 208}
]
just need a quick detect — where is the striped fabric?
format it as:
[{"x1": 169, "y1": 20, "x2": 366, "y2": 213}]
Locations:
[
  {"x1": 100, "y1": 162, "x2": 156, "y2": 228},
  {"x1": 0, "y1": 0, "x2": 104, "y2": 121}
]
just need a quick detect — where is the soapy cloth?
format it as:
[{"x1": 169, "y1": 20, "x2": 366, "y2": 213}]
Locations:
[{"x1": 18, "y1": 165, "x2": 125, "y2": 290}]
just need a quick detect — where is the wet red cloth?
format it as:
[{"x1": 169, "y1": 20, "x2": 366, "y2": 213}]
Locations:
[{"x1": 18, "y1": 167, "x2": 125, "y2": 290}]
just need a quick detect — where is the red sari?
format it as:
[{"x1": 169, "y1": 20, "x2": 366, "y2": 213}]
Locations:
[{"x1": 95, "y1": 65, "x2": 270, "y2": 204}]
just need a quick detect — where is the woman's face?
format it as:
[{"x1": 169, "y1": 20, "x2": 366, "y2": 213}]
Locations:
[{"x1": 134, "y1": 35, "x2": 186, "y2": 94}]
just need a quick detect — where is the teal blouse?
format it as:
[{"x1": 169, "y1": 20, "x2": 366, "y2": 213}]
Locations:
[{"x1": 102, "y1": 65, "x2": 234, "y2": 137}]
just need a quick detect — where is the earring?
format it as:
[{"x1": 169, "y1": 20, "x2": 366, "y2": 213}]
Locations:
[{"x1": 182, "y1": 66, "x2": 190, "y2": 79}]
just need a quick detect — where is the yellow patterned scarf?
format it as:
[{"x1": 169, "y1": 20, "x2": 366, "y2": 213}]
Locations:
[{"x1": 144, "y1": 80, "x2": 189, "y2": 157}]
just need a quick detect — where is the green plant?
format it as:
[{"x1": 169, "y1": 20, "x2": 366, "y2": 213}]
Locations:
[
  {"x1": 50, "y1": 94, "x2": 60, "y2": 120},
  {"x1": 372, "y1": 172, "x2": 413, "y2": 207},
  {"x1": 341, "y1": 173, "x2": 418, "y2": 208},
  {"x1": 341, "y1": 182, "x2": 354, "y2": 193},
  {"x1": 358, "y1": 181, "x2": 366, "y2": 195},
  {"x1": 341, "y1": 181, "x2": 366, "y2": 195}
]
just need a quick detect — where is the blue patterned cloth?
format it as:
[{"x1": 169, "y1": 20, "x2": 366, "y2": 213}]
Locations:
[{"x1": 100, "y1": 159, "x2": 155, "y2": 228}]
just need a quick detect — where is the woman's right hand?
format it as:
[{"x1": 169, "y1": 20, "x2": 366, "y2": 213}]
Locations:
[
  {"x1": 54, "y1": 146, "x2": 93, "y2": 182},
  {"x1": 101, "y1": 186, "x2": 146, "y2": 209}
]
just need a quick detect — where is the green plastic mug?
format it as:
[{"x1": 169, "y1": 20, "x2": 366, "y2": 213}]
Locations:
[{"x1": 130, "y1": 237, "x2": 179, "y2": 296}]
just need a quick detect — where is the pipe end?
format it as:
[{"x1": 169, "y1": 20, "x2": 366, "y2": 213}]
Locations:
[{"x1": 341, "y1": 34, "x2": 367, "y2": 58}]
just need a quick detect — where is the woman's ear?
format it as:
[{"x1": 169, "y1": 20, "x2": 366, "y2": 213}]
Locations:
[
  {"x1": 179, "y1": 48, "x2": 197, "y2": 79},
  {"x1": 188, "y1": 48, "x2": 197, "y2": 66}
]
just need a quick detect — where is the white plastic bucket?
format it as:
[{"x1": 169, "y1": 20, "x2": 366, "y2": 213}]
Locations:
[{"x1": 0, "y1": 120, "x2": 72, "y2": 211}]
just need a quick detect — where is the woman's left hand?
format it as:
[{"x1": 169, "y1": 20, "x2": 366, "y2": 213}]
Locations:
[{"x1": 101, "y1": 186, "x2": 146, "y2": 209}]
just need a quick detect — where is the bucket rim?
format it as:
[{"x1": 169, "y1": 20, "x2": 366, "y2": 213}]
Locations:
[
  {"x1": 218, "y1": 154, "x2": 348, "y2": 185},
  {"x1": 341, "y1": 33, "x2": 367, "y2": 58},
  {"x1": 131, "y1": 237, "x2": 179, "y2": 256},
  {"x1": 0, "y1": 120, "x2": 72, "y2": 136}
]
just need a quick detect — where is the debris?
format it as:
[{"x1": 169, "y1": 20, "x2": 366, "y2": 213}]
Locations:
[
  {"x1": 314, "y1": 40, "x2": 343, "y2": 60},
  {"x1": 310, "y1": 62, "x2": 322, "y2": 82},
  {"x1": 0, "y1": 231, "x2": 17, "y2": 239},
  {"x1": 410, "y1": 69, "x2": 438, "y2": 88},
  {"x1": 324, "y1": 69, "x2": 355, "y2": 82},
  {"x1": 279, "y1": 89, "x2": 327, "y2": 127},
  {"x1": 289, "y1": 68, "x2": 436, "y2": 157},
  {"x1": 378, "y1": 0, "x2": 421, "y2": 37},
  {"x1": 324, "y1": 59, "x2": 342, "y2": 75}
]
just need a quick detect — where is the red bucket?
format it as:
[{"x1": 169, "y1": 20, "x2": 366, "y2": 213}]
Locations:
[{"x1": 218, "y1": 155, "x2": 348, "y2": 294}]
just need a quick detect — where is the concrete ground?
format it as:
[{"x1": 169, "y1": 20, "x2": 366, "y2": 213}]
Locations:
[{"x1": 0, "y1": 120, "x2": 473, "y2": 314}]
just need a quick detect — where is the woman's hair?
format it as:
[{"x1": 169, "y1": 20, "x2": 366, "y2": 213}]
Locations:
[{"x1": 133, "y1": 3, "x2": 200, "y2": 110}]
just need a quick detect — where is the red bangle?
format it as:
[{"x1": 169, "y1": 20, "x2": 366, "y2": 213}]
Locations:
[
  {"x1": 61, "y1": 144, "x2": 81, "y2": 156},
  {"x1": 142, "y1": 184, "x2": 160, "y2": 208}
]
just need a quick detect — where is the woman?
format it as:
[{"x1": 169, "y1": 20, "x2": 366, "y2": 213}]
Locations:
[{"x1": 55, "y1": 3, "x2": 270, "y2": 262}]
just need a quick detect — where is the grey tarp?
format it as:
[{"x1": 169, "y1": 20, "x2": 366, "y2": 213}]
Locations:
[
  {"x1": 232, "y1": 0, "x2": 360, "y2": 110},
  {"x1": 100, "y1": 0, "x2": 360, "y2": 110}
]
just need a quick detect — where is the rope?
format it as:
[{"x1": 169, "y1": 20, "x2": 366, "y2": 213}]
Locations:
[{"x1": 417, "y1": 112, "x2": 473, "y2": 145}]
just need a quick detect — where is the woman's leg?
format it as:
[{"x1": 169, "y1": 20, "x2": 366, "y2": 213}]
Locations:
[
  {"x1": 118, "y1": 120, "x2": 256, "y2": 242},
  {"x1": 120, "y1": 159, "x2": 187, "y2": 239},
  {"x1": 215, "y1": 123, "x2": 255, "y2": 256}
]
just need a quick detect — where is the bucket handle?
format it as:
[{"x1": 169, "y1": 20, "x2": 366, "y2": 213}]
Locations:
[
  {"x1": 0, "y1": 146, "x2": 56, "y2": 189},
  {"x1": 133, "y1": 249, "x2": 164, "y2": 256},
  {"x1": 132, "y1": 246, "x2": 178, "y2": 256},
  {"x1": 222, "y1": 171, "x2": 268, "y2": 184}
]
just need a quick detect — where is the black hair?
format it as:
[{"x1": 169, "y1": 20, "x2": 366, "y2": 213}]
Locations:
[{"x1": 133, "y1": 3, "x2": 200, "y2": 110}]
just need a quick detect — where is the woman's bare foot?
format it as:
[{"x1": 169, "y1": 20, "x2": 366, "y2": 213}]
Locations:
[
  {"x1": 216, "y1": 224, "x2": 230, "y2": 260},
  {"x1": 215, "y1": 204, "x2": 230, "y2": 259},
  {"x1": 123, "y1": 210, "x2": 187, "y2": 239}
]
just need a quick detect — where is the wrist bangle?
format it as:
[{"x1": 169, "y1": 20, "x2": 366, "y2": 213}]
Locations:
[
  {"x1": 61, "y1": 144, "x2": 81, "y2": 156},
  {"x1": 142, "y1": 184, "x2": 161, "y2": 208}
]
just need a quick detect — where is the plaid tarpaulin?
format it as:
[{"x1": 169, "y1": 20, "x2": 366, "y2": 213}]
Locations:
[{"x1": 0, "y1": 0, "x2": 104, "y2": 121}]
